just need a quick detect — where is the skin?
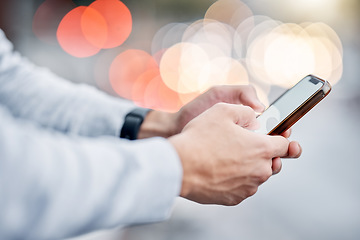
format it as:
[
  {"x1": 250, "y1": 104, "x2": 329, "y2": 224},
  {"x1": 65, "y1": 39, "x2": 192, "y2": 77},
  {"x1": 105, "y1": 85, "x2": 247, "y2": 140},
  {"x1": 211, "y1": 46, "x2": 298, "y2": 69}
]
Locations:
[
  {"x1": 138, "y1": 85, "x2": 302, "y2": 206},
  {"x1": 138, "y1": 85, "x2": 266, "y2": 138}
]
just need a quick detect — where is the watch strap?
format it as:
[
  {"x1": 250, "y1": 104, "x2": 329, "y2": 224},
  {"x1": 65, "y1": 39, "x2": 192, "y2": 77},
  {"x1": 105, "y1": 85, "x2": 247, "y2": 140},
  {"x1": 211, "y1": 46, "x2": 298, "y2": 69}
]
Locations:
[{"x1": 120, "y1": 108, "x2": 151, "y2": 140}]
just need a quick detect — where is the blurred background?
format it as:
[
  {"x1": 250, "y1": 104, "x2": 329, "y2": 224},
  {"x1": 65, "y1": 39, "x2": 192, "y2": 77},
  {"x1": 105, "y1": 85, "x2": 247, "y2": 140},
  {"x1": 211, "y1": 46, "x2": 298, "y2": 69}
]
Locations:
[{"x1": 0, "y1": 0, "x2": 359, "y2": 239}]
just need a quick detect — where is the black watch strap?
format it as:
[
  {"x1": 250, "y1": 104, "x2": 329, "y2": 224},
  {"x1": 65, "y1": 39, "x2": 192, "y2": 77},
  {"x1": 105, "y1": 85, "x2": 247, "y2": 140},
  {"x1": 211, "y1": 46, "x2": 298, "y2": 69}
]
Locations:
[{"x1": 120, "y1": 108, "x2": 151, "y2": 140}]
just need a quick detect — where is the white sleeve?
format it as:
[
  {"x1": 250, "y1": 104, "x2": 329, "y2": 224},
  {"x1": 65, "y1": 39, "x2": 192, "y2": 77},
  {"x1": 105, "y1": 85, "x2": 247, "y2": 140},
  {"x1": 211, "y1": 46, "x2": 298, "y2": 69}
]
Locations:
[
  {"x1": 0, "y1": 29, "x2": 135, "y2": 137},
  {"x1": 0, "y1": 106, "x2": 182, "y2": 240}
]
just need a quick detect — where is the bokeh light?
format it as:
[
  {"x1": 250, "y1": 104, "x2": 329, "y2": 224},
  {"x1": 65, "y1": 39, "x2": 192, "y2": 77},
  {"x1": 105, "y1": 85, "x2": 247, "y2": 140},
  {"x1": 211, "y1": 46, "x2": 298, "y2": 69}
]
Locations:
[
  {"x1": 106, "y1": 0, "x2": 342, "y2": 111},
  {"x1": 182, "y1": 19, "x2": 234, "y2": 58},
  {"x1": 143, "y1": 76, "x2": 183, "y2": 112},
  {"x1": 109, "y1": 49, "x2": 158, "y2": 100},
  {"x1": 264, "y1": 23, "x2": 316, "y2": 87},
  {"x1": 33, "y1": 0, "x2": 343, "y2": 111},
  {"x1": 151, "y1": 22, "x2": 189, "y2": 63},
  {"x1": 160, "y1": 42, "x2": 209, "y2": 94},
  {"x1": 32, "y1": 0, "x2": 76, "y2": 45},
  {"x1": 86, "y1": 0, "x2": 132, "y2": 49},
  {"x1": 57, "y1": 6, "x2": 103, "y2": 58},
  {"x1": 54, "y1": 0, "x2": 132, "y2": 57},
  {"x1": 204, "y1": 0, "x2": 253, "y2": 29},
  {"x1": 246, "y1": 21, "x2": 343, "y2": 88}
]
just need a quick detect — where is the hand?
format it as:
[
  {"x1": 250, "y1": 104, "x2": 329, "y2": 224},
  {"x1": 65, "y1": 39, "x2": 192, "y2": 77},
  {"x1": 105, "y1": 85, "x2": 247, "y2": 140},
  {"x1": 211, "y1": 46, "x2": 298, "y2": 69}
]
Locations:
[
  {"x1": 138, "y1": 85, "x2": 265, "y2": 138},
  {"x1": 169, "y1": 103, "x2": 301, "y2": 206},
  {"x1": 172, "y1": 85, "x2": 265, "y2": 134}
]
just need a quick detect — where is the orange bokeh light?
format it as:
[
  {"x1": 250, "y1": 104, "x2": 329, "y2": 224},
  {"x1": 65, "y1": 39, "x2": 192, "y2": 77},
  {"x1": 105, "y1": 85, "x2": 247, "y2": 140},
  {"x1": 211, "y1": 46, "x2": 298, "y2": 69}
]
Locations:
[
  {"x1": 132, "y1": 69, "x2": 161, "y2": 106},
  {"x1": 52, "y1": 0, "x2": 343, "y2": 111},
  {"x1": 87, "y1": 0, "x2": 132, "y2": 49},
  {"x1": 57, "y1": 6, "x2": 102, "y2": 58},
  {"x1": 109, "y1": 48, "x2": 192, "y2": 112},
  {"x1": 81, "y1": 7, "x2": 108, "y2": 49},
  {"x1": 56, "y1": 0, "x2": 132, "y2": 57},
  {"x1": 109, "y1": 49, "x2": 159, "y2": 100},
  {"x1": 156, "y1": 79, "x2": 183, "y2": 112},
  {"x1": 143, "y1": 77, "x2": 183, "y2": 112}
]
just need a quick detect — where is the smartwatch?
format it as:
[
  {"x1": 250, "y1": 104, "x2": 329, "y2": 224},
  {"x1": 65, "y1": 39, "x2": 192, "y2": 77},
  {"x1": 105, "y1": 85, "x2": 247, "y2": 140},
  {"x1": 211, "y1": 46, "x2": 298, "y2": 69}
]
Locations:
[{"x1": 120, "y1": 108, "x2": 151, "y2": 140}]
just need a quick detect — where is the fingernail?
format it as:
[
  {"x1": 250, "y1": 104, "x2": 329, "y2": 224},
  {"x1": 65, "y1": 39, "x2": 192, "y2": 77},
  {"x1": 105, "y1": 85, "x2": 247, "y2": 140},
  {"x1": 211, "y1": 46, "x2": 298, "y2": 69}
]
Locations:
[
  {"x1": 259, "y1": 103, "x2": 266, "y2": 111},
  {"x1": 272, "y1": 168, "x2": 281, "y2": 175}
]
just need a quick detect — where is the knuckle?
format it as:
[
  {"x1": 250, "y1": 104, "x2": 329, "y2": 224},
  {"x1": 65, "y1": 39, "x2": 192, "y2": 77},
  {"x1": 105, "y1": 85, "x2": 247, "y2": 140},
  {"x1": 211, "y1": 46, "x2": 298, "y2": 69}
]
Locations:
[
  {"x1": 258, "y1": 167, "x2": 272, "y2": 183},
  {"x1": 243, "y1": 84, "x2": 254, "y2": 91},
  {"x1": 250, "y1": 164, "x2": 272, "y2": 184},
  {"x1": 244, "y1": 105, "x2": 256, "y2": 118},
  {"x1": 246, "y1": 186, "x2": 258, "y2": 197},
  {"x1": 241, "y1": 85, "x2": 256, "y2": 96},
  {"x1": 247, "y1": 84, "x2": 257, "y2": 93},
  {"x1": 213, "y1": 102, "x2": 231, "y2": 113},
  {"x1": 241, "y1": 105, "x2": 255, "y2": 115},
  {"x1": 213, "y1": 102, "x2": 226, "y2": 109},
  {"x1": 241, "y1": 105, "x2": 252, "y2": 111},
  {"x1": 224, "y1": 197, "x2": 241, "y2": 206},
  {"x1": 262, "y1": 140, "x2": 274, "y2": 158},
  {"x1": 223, "y1": 193, "x2": 247, "y2": 206},
  {"x1": 208, "y1": 86, "x2": 224, "y2": 100}
]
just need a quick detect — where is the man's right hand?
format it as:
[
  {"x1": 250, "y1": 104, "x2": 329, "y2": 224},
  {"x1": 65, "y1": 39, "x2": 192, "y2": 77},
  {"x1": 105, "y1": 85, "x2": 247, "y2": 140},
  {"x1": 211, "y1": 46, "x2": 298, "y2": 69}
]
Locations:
[{"x1": 169, "y1": 103, "x2": 301, "y2": 206}]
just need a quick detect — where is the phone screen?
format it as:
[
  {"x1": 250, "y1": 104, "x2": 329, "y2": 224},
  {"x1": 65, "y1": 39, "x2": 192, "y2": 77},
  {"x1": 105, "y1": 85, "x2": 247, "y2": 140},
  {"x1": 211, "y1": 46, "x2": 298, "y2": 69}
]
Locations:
[{"x1": 256, "y1": 76, "x2": 325, "y2": 134}]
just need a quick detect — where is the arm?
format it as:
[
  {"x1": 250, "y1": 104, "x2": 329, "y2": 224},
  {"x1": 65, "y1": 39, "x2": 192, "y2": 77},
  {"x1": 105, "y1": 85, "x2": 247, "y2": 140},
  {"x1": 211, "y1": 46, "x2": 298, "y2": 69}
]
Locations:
[
  {"x1": 0, "y1": 29, "x2": 134, "y2": 137},
  {"x1": 0, "y1": 100, "x2": 301, "y2": 239},
  {"x1": 0, "y1": 28, "x2": 269, "y2": 141},
  {"x1": 0, "y1": 106, "x2": 182, "y2": 240}
]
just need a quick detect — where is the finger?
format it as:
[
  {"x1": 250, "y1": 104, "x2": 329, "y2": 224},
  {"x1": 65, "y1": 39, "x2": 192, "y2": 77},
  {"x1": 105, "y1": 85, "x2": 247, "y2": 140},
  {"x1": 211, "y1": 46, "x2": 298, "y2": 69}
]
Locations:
[
  {"x1": 266, "y1": 135, "x2": 290, "y2": 158},
  {"x1": 281, "y1": 128, "x2": 292, "y2": 138},
  {"x1": 218, "y1": 85, "x2": 265, "y2": 112},
  {"x1": 237, "y1": 85, "x2": 265, "y2": 113},
  {"x1": 231, "y1": 105, "x2": 259, "y2": 130},
  {"x1": 215, "y1": 103, "x2": 259, "y2": 130},
  {"x1": 283, "y1": 141, "x2": 302, "y2": 158},
  {"x1": 272, "y1": 157, "x2": 282, "y2": 175}
]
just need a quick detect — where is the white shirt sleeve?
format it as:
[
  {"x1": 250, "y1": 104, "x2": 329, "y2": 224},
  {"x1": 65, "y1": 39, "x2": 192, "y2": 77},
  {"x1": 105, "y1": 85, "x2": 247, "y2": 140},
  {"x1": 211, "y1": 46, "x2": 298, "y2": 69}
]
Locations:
[
  {"x1": 0, "y1": 29, "x2": 135, "y2": 137},
  {"x1": 0, "y1": 105, "x2": 183, "y2": 240},
  {"x1": 0, "y1": 29, "x2": 183, "y2": 239}
]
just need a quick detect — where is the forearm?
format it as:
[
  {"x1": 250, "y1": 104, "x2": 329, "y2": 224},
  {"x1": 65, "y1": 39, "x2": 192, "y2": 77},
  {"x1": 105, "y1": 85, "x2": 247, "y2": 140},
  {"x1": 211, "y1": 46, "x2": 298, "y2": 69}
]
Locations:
[
  {"x1": 0, "y1": 29, "x2": 134, "y2": 137},
  {"x1": 0, "y1": 106, "x2": 182, "y2": 240}
]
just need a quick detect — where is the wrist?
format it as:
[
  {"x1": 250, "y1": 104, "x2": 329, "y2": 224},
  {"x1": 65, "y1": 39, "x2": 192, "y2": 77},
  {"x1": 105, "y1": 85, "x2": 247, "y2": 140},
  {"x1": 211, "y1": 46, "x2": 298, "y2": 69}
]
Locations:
[
  {"x1": 168, "y1": 134, "x2": 192, "y2": 198},
  {"x1": 137, "y1": 110, "x2": 178, "y2": 139},
  {"x1": 120, "y1": 108, "x2": 151, "y2": 140}
]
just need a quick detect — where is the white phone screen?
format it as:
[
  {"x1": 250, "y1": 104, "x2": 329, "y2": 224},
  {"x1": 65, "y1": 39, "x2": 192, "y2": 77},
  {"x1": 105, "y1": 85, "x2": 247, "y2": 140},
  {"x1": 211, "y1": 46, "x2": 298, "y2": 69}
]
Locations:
[{"x1": 256, "y1": 76, "x2": 324, "y2": 134}]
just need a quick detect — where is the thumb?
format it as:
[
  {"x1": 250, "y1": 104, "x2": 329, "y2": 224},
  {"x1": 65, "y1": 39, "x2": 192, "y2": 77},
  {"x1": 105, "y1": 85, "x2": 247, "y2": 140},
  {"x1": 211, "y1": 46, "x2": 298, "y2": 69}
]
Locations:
[{"x1": 220, "y1": 104, "x2": 259, "y2": 130}]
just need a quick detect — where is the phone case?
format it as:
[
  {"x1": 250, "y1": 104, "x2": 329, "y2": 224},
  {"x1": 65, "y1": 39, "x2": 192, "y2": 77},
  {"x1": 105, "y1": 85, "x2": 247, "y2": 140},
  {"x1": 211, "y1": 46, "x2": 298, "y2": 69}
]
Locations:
[{"x1": 268, "y1": 75, "x2": 332, "y2": 135}]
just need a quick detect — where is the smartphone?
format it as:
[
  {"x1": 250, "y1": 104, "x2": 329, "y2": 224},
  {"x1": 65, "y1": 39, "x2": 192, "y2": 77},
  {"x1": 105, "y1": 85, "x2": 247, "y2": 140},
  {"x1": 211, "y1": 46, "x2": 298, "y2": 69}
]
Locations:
[{"x1": 255, "y1": 75, "x2": 332, "y2": 135}]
